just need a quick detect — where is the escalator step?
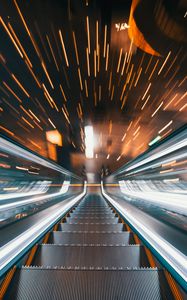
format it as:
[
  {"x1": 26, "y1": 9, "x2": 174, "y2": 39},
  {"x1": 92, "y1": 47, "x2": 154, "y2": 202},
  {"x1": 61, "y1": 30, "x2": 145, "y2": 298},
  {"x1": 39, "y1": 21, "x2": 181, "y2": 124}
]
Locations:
[
  {"x1": 70, "y1": 212, "x2": 115, "y2": 217},
  {"x1": 74, "y1": 209, "x2": 112, "y2": 213},
  {"x1": 5, "y1": 268, "x2": 174, "y2": 300},
  {"x1": 58, "y1": 223, "x2": 126, "y2": 232},
  {"x1": 32, "y1": 245, "x2": 149, "y2": 268},
  {"x1": 66, "y1": 217, "x2": 119, "y2": 224},
  {"x1": 47, "y1": 231, "x2": 135, "y2": 245}
]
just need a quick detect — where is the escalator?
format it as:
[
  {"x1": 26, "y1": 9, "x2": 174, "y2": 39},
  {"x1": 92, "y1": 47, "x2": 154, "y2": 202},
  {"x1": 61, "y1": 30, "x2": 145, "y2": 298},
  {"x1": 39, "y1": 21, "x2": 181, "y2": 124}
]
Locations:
[{"x1": 1, "y1": 192, "x2": 183, "y2": 299}]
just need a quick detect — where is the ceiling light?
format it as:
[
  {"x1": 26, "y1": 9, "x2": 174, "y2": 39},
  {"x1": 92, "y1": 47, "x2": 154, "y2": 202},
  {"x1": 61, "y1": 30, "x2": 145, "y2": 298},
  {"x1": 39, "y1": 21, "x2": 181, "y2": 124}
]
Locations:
[{"x1": 84, "y1": 125, "x2": 94, "y2": 158}]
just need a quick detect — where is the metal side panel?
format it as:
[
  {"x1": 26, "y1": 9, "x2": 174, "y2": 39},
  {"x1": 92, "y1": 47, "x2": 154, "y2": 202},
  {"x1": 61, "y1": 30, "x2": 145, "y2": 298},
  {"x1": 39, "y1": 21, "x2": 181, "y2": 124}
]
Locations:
[
  {"x1": 5, "y1": 268, "x2": 174, "y2": 300},
  {"x1": 47, "y1": 231, "x2": 135, "y2": 245},
  {"x1": 32, "y1": 245, "x2": 149, "y2": 268},
  {"x1": 58, "y1": 223, "x2": 126, "y2": 232}
]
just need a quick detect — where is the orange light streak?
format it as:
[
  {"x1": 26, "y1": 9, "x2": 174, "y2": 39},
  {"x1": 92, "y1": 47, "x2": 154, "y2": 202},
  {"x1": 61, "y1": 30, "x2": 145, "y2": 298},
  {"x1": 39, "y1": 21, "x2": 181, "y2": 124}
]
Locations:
[
  {"x1": 151, "y1": 101, "x2": 163, "y2": 117},
  {"x1": 96, "y1": 20, "x2": 99, "y2": 55},
  {"x1": 121, "y1": 133, "x2": 126, "y2": 142},
  {"x1": 11, "y1": 74, "x2": 30, "y2": 97},
  {"x1": 97, "y1": 44, "x2": 100, "y2": 73},
  {"x1": 29, "y1": 110, "x2": 40, "y2": 122},
  {"x1": 32, "y1": 120, "x2": 43, "y2": 131},
  {"x1": 3, "y1": 81, "x2": 22, "y2": 103},
  {"x1": 174, "y1": 92, "x2": 187, "y2": 107},
  {"x1": 59, "y1": 29, "x2": 69, "y2": 67},
  {"x1": 127, "y1": 121, "x2": 133, "y2": 131},
  {"x1": 94, "y1": 50, "x2": 97, "y2": 77},
  {"x1": 0, "y1": 126, "x2": 14, "y2": 136},
  {"x1": 78, "y1": 67, "x2": 83, "y2": 90},
  {"x1": 142, "y1": 82, "x2": 151, "y2": 100},
  {"x1": 160, "y1": 168, "x2": 173, "y2": 174},
  {"x1": 148, "y1": 59, "x2": 159, "y2": 80},
  {"x1": 21, "y1": 116, "x2": 34, "y2": 129},
  {"x1": 20, "y1": 105, "x2": 33, "y2": 120},
  {"x1": 48, "y1": 118, "x2": 56, "y2": 129},
  {"x1": 0, "y1": 17, "x2": 23, "y2": 58},
  {"x1": 85, "y1": 80, "x2": 88, "y2": 98},
  {"x1": 117, "y1": 48, "x2": 123, "y2": 73},
  {"x1": 111, "y1": 85, "x2": 115, "y2": 100},
  {"x1": 41, "y1": 62, "x2": 54, "y2": 89},
  {"x1": 62, "y1": 107, "x2": 70, "y2": 124},
  {"x1": 13, "y1": 0, "x2": 41, "y2": 58},
  {"x1": 121, "y1": 52, "x2": 127, "y2": 76},
  {"x1": 133, "y1": 125, "x2": 140, "y2": 136},
  {"x1": 8, "y1": 22, "x2": 32, "y2": 68},
  {"x1": 134, "y1": 67, "x2": 142, "y2": 87},
  {"x1": 46, "y1": 35, "x2": 59, "y2": 71},
  {"x1": 141, "y1": 95, "x2": 150, "y2": 110},
  {"x1": 103, "y1": 25, "x2": 107, "y2": 57},
  {"x1": 158, "y1": 120, "x2": 173, "y2": 134},
  {"x1": 163, "y1": 93, "x2": 178, "y2": 110},
  {"x1": 161, "y1": 128, "x2": 172, "y2": 139},
  {"x1": 59, "y1": 84, "x2": 67, "y2": 102},
  {"x1": 86, "y1": 47, "x2": 90, "y2": 77},
  {"x1": 179, "y1": 103, "x2": 187, "y2": 112},
  {"x1": 28, "y1": 139, "x2": 42, "y2": 149},
  {"x1": 105, "y1": 43, "x2": 109, "y2": 71},
  {"x1": 86, "y1": 16, "x2": 91, "y2": 54},
  {"x1": 158, "y1": 51, "x2": 171, "y2": 75},
  {"x1": 72, "y1": 31, "x2": 79, "y2": 65},
  {"x1": 25, "y1": 61, "x2": 41, "y2": 88}
]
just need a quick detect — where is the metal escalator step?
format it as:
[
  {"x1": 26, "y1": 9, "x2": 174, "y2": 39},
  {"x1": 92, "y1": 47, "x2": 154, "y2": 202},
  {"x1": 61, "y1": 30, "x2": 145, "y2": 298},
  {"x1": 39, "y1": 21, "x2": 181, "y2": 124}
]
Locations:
[
  {"x1": 78, "y1": 205, "x2": 108, "y2": 207},
  {"x1": 79, "y1": 201, "x2": 108, "y2": 207},
  {"x1": 66, "y1": 217, "x2": 119, "y2": 224},
  {"x1": 58, "y1": 223, "x2": 125, "y2": 232},
  {"x1": 47, "y1": 232, "x2": 135, "y2": 245},
  {"x1": 70, "y1": 210, "x2": 115, "y2": 217},
  {"x1": 74, "y1": 209, "x2": 112, "y2": 213},
  {"x1": 32, "y1": 245, "x2": 149, "y2": 268},
  {"x1": 71, "y1": 212, "x2": 114, "y2": 217},
  {"x1": 79, "y1": 205, "x2": 108, "y2": 207},
  {"x1": 5, "y1": 268, "x2": 174, "y2": 300}
]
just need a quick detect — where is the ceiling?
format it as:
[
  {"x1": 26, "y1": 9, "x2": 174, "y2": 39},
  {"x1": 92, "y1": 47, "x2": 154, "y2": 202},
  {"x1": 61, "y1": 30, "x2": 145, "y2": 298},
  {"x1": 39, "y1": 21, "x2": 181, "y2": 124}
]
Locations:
[{"x1": 0, "y1": 0, "x2": 186, "y2": 174}]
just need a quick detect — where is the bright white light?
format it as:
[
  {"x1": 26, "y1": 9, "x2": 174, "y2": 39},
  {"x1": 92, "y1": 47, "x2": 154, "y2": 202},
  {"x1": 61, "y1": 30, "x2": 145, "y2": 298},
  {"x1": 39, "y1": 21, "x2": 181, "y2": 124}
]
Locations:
[
  {"x1": 0, "y1": 181, "x2": 50, "y2": 201},
  {"x1": 60, "y1": 180, "x2": 70, "y2": 194},
  {"x1": 101, "y1": 182, "x2": 187, "y2": 288},
  {"x1": 118, "y1": 180, "x2": 187, "y2": 216},
  {"x1": 0, "y1": 180, "x2": 69, "y2": 211},
  {"x1": 125, "y1": 138, "x2": 187, "y2": 173},
  {"x1": 85, "y1": 125, "x2": 94, "y2": 158},
  {"x1": 0, "y1": 137, "x2": 72, "y2": 176},
  {"x1": 0, "y1": 182, "x2": 87, "y2": 275}
]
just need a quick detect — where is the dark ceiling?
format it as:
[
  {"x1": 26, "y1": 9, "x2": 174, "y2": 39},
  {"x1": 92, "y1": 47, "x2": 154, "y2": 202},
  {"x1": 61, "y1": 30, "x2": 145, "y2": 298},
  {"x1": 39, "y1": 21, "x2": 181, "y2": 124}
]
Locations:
[{"x1": 0, "y1": 0, "x2": 186, "y2": 174}]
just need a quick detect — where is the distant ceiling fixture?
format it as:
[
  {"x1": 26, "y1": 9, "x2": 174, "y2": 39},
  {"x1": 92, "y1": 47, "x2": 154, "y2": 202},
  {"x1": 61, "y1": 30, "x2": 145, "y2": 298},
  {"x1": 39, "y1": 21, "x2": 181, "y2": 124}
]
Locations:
[
  {"x1": 115, "y1": 22, "x2": 130, "y2": 31},
  {"x1": 84, "y1": 125, "x2": 94, "y2": 158},
  {"x1": 46, "y1": 130, "x2": 62, "y2": 146}
]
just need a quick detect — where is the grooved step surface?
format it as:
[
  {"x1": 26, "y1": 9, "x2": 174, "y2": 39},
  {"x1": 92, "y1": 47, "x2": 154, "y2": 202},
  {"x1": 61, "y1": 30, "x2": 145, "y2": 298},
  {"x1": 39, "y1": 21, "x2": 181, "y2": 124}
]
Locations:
[
  {"x1": 58, "y1": 223, "x2": 126, "y2": 232},
  {"x1": 47, "y1": 231, "x2": 135, "y2": 245},
  {"x1": 4, "y1": 193, "x2": 177, "y2": 299},
  {"x1": 5, "y1": 269, "x2": 174, "y2": 300},
  {"x1": 78, "y1": 207, "x2": 109, "y2": 210},
  {"x1": 32, "y1": 245, "x2": 149, "y2": 268},
  {"x1": 70, "y1": 212, "x2": 115, "y2": 217},
  {"x1": 66, "y1": 216, "x2": 119, "y2": 224}
]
